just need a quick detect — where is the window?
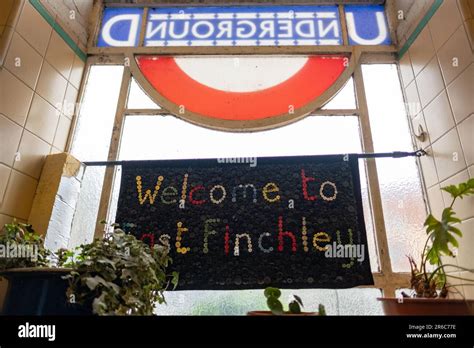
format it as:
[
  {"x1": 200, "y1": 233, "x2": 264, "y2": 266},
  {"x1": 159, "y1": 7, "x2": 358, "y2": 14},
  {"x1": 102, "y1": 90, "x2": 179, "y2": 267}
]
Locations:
[
  {"x1": 323, "y1": 78, "x2": 356, "y2": 110},
  {"x1": 362, "y1": 65, "x2": 427, "y2": 272},
  {"x1": 69, "y1": 54, "x2": 426, "y2": 314},
  {"x1": 69, "y1": 65, "x2": 124, "y2": 246}
]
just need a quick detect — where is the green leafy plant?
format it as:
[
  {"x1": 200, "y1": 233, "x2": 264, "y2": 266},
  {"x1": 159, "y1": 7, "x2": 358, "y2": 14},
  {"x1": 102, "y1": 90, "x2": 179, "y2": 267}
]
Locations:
[
  {"x1": 59, "y1": 227, "x2": 178, "y2": 315},
  {"x1": 0, "y1": 220, "x2": 51, "y2": 270},
  {"x1": 406, "y1": 178, "x2": 474, "y2": 298},
  {"x1": 264, "y1": 287, "x2": 326, "y2": 315}
]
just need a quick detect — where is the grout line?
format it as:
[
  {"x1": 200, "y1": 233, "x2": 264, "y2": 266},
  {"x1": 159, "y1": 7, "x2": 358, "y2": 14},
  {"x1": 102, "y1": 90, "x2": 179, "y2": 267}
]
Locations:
[
  {"x1": 10, "y1": 26, "x2": 77, "y2": 87},
  {"x1": 0, "y1": 212, "x2": 28, "y2": 224},
  {"x1": 14, "y1": 129, "x2": 50, "y2": 169},
  {"x1": 0, "y1": 165, "x2": 12, "y2": 205},
  {"x1": 0, "y1": 212, "x2": 18, "y2": 220},
  {"x1": 398, "y1": 0, "x2": 444, "y2": 59},
  {"x1": 433, "y1": 28, "x2": 471, "y2": 90},
  {"x1": 1, "y1": 166, "x2": 39, "y2": 188},
  {"x1": 410, "y1": 20, "x2": 466, "y2": 80},
  {"x1": 410, "y1": 62, "x2": 473, "y2": 179},
  {"x1": 5, "y1": 0, "x2": 23, "y2": 30},
  {"x1": 437, "y1": 166, "x2": 471, "y2": 186},
  {"x1": 0, "y1": 0, "x2": 25, "y2": 68},
  {"x1": 16, "y1": 17, "x2": 55, "y2": 158},
  {"x1": 28, "y1": 0, "x2": 86, "y2": 62}
]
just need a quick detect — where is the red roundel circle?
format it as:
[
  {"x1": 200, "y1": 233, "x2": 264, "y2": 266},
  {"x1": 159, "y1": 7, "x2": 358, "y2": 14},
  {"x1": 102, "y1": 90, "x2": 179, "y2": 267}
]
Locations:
[{"x1": 136, "y1": 55, "x2": 348, "y2": 121}]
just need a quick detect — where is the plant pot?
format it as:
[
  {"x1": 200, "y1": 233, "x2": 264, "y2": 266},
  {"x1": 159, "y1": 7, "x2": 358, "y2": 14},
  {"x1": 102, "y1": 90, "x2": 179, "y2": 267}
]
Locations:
[
  {"x1": 0, "y1": 267, "x2": 91, "y2": 315},
  {"x1": 378, "y1": 297, "x2": 474, "y2": 316},
  {"x1": 247, "y1": 310, "x2": 317, "y2": 316}
]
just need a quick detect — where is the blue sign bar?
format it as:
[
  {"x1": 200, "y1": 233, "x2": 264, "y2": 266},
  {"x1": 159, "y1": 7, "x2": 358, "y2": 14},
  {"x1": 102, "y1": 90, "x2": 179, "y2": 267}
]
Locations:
[
  {"x1": 145, "y1": 6, "x2": 341, "y2": 47},
  {"x1": 345, "y1": 5, "x2": 391, "y2": 45},
  {"x1": 98, "y1": 5, "x2": 391, "y2": 47},
  {"x1": 98, "y1": 7, "x2": 143, "y2": 47}
]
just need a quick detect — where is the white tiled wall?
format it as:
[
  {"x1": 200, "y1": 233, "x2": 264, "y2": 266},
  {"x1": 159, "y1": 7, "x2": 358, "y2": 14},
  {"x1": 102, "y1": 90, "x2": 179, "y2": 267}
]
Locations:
[
  {"x1": 398, "y1": 0, "x2": 474, "y2": 298},
  {"x1": 0, "y1": 0, "x2": 85, "y2": 225}
]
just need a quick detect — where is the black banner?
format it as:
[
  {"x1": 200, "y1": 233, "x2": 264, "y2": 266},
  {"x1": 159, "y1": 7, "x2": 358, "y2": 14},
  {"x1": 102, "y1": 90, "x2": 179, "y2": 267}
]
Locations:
[
  {"x1": 116, "y1": 154, "x2": 373, "y2": 290},
  {"x1": 1, "y1": 316, "x2": 474, "y2": 346}
]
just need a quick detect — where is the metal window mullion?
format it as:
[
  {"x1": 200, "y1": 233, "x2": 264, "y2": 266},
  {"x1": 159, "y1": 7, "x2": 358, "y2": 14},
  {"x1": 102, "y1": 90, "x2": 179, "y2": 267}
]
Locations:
[
  {"x1": 338, "y1": 5, "x2": 349, "y2": 46},
  {"x1": 87, "y1": 45, "x2": 397, "y2": 56},
  {"x1": 87, "y1": 0, "x2": 104, "y2": 51},
  {"x1": 353, "y1": 51, "x2": 395, "y2": 297},
  {"x1": 124, "y1": 108, "x2": 170, "y2": 115},
  {"x1": 310, "y1": 109, "x2": 359, "y2": 116},
  {"x1": 121, "y1": 109, "x2": 360, "y2": 117},
  {"x1": 138, "y1": 7, "x2": 149, "y2": 47},
  {"x1": 94, "y1": 67, "x2": 132, "y2": 239},
  {"x1": 88, "y1": 55, "x2": 126, "y2": 65}
]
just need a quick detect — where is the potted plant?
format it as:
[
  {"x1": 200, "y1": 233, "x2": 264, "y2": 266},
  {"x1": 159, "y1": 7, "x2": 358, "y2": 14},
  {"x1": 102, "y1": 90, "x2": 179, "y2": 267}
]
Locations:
[
  {"x1": 247, "y1": 287, "x2": 326, "y2": 316},
  {"x1": 0, "y1": 221, "x2": 178, "y2": 315},
  {"x1": 59, "y1": 227, "x2": 178, "y2": 315},
  {"x1": 378, "y1": 178, "x2": 474, "y2": 315},
  {"x1": 0, "y1": 221, "x2": 72, "y2": 315}
]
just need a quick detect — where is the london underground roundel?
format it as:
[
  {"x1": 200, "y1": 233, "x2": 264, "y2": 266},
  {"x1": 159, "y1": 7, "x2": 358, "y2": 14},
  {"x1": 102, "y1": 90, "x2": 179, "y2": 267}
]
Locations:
[{"x1": 131, "y1": 54, "x2": 353, "y2": 129}]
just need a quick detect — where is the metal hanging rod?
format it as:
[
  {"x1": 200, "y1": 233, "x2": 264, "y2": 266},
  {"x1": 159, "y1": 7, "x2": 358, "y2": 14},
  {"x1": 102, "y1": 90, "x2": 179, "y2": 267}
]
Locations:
[
  {"x1": 354, "y1": 149, "x2": 427, "y2": 159},
  {"x1": 82, "y1": 149, "x2": 426, "y2": 167}
]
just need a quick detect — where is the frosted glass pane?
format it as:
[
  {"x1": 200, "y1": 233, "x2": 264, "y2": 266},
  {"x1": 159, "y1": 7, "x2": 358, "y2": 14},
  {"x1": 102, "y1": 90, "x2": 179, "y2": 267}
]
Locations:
[
  {"x1": 375, "y1": 157, "x2": 427, "y2": 272},
  {"x1": 336, "y1": 288, "x2": 383, "y2": 315},
  {"x1": 362, "y1": 64, "x2": 427, "y2": 272},
  {"x1": 127, "y1": 78, "x2": 160, "y2": 109},
  {"x1": 70, "y1": 65, "x2": 124, "y2": 161},
  {"x1": 119, "y1": 115, "x2": 361, "y2": 159},
  {"x1": 362, "y1": 65, "x2": 413, "y2": 152},
  {"x1": 322, "y1": 78, "x2": 356, "y2": 110},
  {"x1": 154, "y1": 288, "x2": 382, "y2": 315},
  {"x1": 69, "y1": 65, "x2": 124, "y2": 245},
  {"x1": 360, "y1": 169, "x2": 379, "y2": 272}
]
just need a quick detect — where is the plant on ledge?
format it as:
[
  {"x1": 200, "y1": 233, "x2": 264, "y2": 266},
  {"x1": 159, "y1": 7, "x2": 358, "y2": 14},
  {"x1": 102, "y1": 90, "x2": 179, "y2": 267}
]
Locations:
[
  {"x1": 0, "y1": 221, "x2": 178, "y2": 316},
  {"x1": 264, "y1": 287, "x2": 326, "y2": 315},
  {"x1": 59, "y1": 226, "x2": 179, "y2": 315},
  {"x1": 0, "y1": 221, "x2": 51, "y2": 270},
  {"x1": 405, "y1": 178, "x2": 474, "y2": 298}
]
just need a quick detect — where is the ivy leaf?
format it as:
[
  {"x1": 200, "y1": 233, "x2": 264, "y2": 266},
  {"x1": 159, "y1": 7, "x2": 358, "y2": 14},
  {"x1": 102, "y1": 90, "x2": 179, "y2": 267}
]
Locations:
[
  {"x1": 171, "y1": 271, "x2": 179, "y2": 290},
  {"x1": 267, "y1": 297, "x2": 283, "y2": 315},
  {"x1": 92, "y1": 293, "x2": 107, "y2": 315},
  {"x1": 288, "y1": 300, "x2": 301, "y2": 314},
  {"x1": 264, "y1": 287, "x2": 281, "y2": 299},
  {"x1": 84, "y1": 276, "x2": 109, "y2": 290}
]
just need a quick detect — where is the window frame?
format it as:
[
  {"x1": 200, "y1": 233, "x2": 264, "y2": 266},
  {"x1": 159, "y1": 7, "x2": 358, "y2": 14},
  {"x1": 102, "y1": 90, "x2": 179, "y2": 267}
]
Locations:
[{"x1": 68, "y1": 2, "x2": 418, "y2": 299}]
